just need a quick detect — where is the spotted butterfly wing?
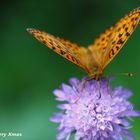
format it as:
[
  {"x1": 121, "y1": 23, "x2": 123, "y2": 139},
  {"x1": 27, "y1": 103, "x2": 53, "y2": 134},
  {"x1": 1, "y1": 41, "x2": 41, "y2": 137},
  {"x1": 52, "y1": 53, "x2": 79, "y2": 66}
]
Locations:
[
  {"x1": 88, "y1": 26, "x2": 114, "y2": 63},
  {"x1": 102, "y1": 7, "x2": 140, "y2": 68},
  {"x1": 89, "y1": 7, "x2": 140, "y2": 72},
  {"x1": 27, "y1": 28, "x2": 89, "y2": 72}
]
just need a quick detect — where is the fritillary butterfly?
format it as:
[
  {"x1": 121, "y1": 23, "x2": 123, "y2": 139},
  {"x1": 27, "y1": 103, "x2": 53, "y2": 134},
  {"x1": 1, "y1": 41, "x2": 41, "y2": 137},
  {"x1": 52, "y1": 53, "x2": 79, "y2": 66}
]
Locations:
[{"x1": 27, "y1": 7, "x2": 140, "y2": 80}]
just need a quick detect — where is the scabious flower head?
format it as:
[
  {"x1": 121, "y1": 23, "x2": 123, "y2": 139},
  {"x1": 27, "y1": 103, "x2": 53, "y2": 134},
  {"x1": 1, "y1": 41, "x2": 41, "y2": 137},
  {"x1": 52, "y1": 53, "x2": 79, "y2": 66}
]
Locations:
[{"x1": 50, "y1": 77, "x2": 140, "y2": 140}]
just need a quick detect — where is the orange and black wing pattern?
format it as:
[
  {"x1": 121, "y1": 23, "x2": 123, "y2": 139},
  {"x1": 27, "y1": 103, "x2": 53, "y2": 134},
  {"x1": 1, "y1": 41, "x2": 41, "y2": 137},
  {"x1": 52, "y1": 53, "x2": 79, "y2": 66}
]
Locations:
[
  {"x1": 102, "y1": 7, "x2": 140, "y2": 68},
  {"x1": 27, "y1": 28, "x2": 88, "y2": 71}
]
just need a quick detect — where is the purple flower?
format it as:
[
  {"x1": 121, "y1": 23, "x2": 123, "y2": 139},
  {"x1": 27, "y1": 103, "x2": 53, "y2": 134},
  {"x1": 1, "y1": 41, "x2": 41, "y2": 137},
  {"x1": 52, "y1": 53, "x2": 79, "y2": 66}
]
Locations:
[{"x1": 50, "y1": 78, "x2": 140, "y2": 140}]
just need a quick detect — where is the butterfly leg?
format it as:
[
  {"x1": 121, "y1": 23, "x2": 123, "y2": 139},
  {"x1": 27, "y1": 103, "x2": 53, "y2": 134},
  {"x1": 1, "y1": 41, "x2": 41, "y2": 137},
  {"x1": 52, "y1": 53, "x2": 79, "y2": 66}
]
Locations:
[
  {"x1": 86, "y1": 74, "x2": 101, "y2": 99},
  {"x1": 74, "y1": 73, "x2": 100, "y2": 103},
  {"x1": 74, "y1": 78, "x2": 88, "y2": 103},
  {"x1": 107, "y1": 77, "x2": 110, "y2": 94},
  {"x1": 97, "y1": 79, "x2": 101, "y2": 99},
  {"x1": 106, "y1": 76, "x2": 113, "y2": 98}
]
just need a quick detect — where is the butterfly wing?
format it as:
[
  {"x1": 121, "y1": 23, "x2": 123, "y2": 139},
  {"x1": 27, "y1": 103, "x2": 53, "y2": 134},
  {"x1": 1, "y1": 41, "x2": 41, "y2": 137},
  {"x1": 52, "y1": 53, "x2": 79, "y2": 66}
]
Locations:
[
  {"x1": 88, "y1": 7, "x2": 140, "y2": 71},
  {"x1": 88, "y1": 17, "x2": 116, "y2": 73},
  {"x1": 27, "y1": 28, "x2": 89, "y2": 72},
  {"x1": 88, "y1": 26, "x2": 114, "y2": 62},
  {"x1": 102, "y1": 7, "x2": 140, "y2": 69}
]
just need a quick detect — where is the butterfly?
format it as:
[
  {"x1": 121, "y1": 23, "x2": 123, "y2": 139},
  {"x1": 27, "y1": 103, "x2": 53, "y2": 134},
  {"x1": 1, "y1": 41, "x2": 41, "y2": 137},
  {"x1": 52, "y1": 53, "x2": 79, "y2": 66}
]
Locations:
[{"x1": 27, "y1": 7, "x2": 140, "y2": 80}]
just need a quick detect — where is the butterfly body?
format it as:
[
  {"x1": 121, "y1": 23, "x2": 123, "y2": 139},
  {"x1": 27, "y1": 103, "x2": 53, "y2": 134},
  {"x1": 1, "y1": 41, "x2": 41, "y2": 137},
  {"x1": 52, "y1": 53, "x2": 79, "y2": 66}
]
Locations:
[{"x1": 27, "y1": 7, "x2": 140, "y2": 80}]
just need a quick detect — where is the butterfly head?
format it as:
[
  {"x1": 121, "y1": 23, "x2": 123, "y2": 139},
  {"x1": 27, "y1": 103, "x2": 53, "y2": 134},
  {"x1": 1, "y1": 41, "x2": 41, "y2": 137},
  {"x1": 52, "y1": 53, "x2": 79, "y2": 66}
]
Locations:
[{"x1": 87, "y1": 65, "x2": 103, "y2": 80}]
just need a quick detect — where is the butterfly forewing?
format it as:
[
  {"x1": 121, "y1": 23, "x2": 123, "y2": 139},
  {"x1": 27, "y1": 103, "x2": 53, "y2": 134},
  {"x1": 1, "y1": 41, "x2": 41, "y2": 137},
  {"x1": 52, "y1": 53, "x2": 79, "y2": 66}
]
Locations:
[
  {"x1": 88, "y1": 7, "x2": 140, "y2": 72},
  {"x1": 102, "y1": 7, "x2": 140, "y2": 68},
  {"x1": 27, "y1": 28, "x2": 88, "y2": 71},
  {"x1": 56, "y1": 37, "x2": 81, "y2": 53}
]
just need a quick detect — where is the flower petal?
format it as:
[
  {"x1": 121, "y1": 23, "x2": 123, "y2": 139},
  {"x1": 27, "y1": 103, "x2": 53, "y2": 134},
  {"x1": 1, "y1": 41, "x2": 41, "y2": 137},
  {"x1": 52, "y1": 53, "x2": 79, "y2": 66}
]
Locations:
[
  {"x1": 121, "y1": 129, "x2": 134, "y2": 140},
  {"x1": 69, "y1": 78, "x2": 80, "y2": 86},
  {"x1": 50, "y1": 113, "x2": 63, "y2": 123},
  {"x1": 53, "y1": 89, "x2": 66, "y2": 100}
]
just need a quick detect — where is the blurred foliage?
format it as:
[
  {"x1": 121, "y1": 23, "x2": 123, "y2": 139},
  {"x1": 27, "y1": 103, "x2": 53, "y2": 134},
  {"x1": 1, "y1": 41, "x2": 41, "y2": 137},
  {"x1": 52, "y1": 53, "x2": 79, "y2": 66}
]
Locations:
[{"x1": 0, "y1": 0, "x2": 140, "y2": 139}]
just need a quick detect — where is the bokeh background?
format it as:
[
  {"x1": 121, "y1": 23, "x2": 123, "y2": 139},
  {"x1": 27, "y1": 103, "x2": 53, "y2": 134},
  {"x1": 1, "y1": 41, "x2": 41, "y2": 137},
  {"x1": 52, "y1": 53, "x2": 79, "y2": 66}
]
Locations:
[{"x1": 0, "y1": 0, "x2": 140, "y2": 140}]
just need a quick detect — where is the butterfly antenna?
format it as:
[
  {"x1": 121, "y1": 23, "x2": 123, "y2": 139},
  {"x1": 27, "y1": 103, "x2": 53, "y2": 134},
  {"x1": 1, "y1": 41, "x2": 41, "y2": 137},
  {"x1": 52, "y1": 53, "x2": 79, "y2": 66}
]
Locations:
[
  {"x1": 121, "y1": 72, "x2": 133, "y2": 77},
  {"x1": 110, "y1": 72, "x2": 133, "y2": 78}
]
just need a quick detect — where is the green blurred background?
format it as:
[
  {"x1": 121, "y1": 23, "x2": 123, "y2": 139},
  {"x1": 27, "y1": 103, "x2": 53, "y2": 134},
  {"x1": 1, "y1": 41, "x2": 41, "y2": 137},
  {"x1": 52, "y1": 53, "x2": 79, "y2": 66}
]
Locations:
[{"x1": 0, "y1": 0, "x2": 140, "y2": 140}]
